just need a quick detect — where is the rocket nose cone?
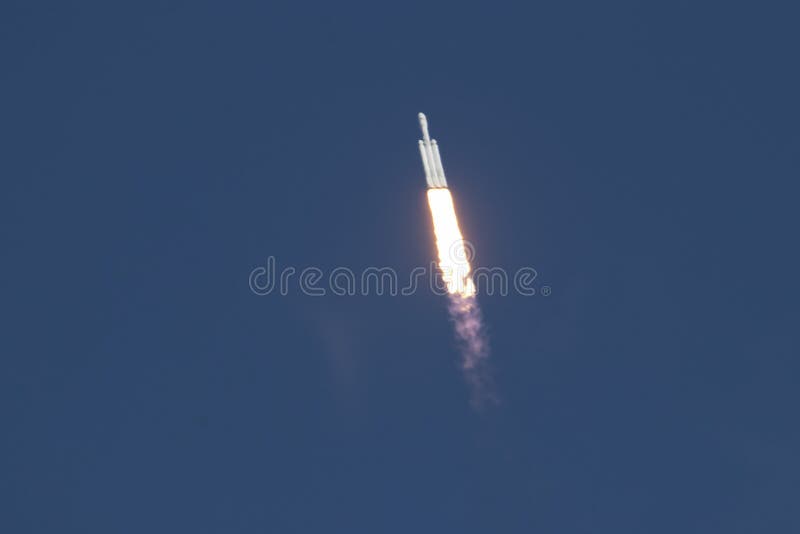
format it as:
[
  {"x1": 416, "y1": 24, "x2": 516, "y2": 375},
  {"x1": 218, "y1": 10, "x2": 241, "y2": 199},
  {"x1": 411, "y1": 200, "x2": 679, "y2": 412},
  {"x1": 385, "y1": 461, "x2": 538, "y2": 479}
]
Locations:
[{"x1": 418, "y1": 112, "x2": 426, "y2": 121}]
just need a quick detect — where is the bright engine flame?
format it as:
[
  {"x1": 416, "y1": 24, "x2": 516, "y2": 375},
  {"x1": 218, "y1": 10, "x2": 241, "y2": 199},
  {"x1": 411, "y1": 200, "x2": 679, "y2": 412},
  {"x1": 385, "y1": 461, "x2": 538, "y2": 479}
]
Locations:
[{"x1": 427, "y1": 188, "x2": 476, "y2": 297}]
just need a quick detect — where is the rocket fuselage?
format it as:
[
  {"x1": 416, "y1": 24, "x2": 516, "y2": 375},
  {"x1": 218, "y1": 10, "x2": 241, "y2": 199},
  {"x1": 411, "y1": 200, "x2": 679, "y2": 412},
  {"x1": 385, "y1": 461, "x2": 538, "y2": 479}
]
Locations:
[{"x1": 418, "y1": 113, "x2": 448, "y2": 189}]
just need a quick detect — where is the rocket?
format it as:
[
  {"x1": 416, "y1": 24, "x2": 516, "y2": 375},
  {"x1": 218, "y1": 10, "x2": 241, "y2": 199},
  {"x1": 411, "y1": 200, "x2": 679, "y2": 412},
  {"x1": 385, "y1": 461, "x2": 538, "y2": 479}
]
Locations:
[{"x1": 418, "y1": 112, "x2": 448, "y2": 189}]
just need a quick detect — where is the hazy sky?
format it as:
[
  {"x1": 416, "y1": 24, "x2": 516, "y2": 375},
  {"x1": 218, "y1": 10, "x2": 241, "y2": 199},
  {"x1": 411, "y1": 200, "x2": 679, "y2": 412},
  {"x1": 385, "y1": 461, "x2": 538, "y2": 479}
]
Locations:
[{"x1": 2, "y1": 2, "x2": 798, "y2": 532}]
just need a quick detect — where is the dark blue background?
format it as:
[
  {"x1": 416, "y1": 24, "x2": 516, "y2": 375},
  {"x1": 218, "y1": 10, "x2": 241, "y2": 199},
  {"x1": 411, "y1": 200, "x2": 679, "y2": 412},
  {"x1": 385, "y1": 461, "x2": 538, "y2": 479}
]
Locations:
[{"x1": 2, "y1": 1, "x2": 798, "y2": 532}]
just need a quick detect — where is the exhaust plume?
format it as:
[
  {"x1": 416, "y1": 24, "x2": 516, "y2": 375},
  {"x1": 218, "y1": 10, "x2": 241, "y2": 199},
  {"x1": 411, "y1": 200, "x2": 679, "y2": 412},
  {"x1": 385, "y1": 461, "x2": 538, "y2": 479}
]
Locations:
[{"x1": 426, "y1": 188, "x2": 495, "y2": 408}]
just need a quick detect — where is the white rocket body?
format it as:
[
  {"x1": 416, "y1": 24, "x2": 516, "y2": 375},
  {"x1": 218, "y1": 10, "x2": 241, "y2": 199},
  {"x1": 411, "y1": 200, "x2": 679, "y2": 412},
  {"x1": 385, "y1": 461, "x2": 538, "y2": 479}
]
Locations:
[{"x1": 418, "y1": 113, "x2": 448, "y2": 189}]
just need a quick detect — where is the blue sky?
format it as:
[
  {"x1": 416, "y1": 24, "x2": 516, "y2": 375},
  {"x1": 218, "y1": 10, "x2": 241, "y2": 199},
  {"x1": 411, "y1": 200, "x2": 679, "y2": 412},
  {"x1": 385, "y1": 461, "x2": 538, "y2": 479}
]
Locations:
[{"x1": 2, "y1": 1, "x2": 799, "y2": 532}]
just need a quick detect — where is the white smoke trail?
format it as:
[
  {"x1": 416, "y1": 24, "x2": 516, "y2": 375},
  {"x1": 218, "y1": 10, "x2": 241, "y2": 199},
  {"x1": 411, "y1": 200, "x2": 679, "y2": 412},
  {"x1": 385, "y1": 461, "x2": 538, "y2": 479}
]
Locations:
[
  {"x1": 448, "y1": 294, "x2": 496, "y2": 408},
  {"x1": 426, "y1": 188, "x2": 496, "y2": 407}
]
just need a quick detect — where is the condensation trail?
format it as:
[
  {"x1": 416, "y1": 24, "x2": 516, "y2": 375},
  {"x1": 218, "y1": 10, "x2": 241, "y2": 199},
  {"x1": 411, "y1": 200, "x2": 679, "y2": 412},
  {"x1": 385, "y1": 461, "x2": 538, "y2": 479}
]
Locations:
[{"x1": 447, "y1": 292, "x2": 494, "y2": 408}]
